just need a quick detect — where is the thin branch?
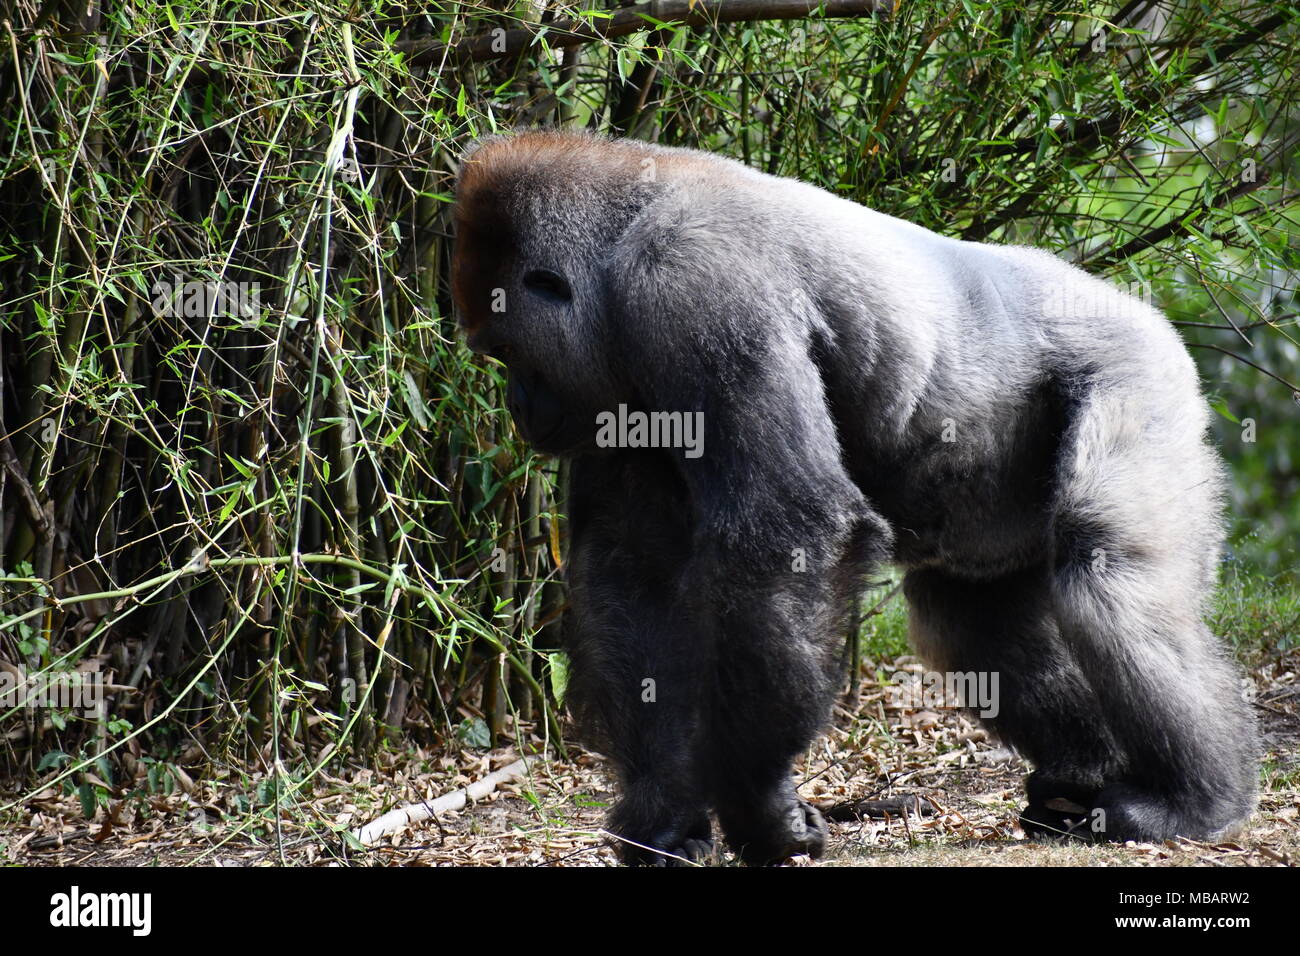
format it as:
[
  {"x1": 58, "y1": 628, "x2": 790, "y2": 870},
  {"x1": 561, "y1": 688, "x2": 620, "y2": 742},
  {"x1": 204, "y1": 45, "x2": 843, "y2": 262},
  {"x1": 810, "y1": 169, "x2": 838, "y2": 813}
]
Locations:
[
  {"x1": 989, "y1": 10, "x2": 1291, "y2": 165},
  {"x1": 0, "y1": 551, "x2": 564, "y2": 753},
  {"x1": 400, "y1": 0, "x2": 892, "y2": 66},
  {"x1": 1186, "y1": 342, "x2": 1300, "y2": 396},
  {"x1": 1082, "y1": 171, "x2": 1273, "y2": 270}
]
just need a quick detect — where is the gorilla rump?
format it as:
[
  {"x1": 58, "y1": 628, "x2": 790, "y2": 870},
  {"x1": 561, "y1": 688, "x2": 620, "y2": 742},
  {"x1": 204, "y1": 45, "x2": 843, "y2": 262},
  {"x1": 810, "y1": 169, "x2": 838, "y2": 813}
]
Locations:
[{"x1": 450, "y1": 130, "x2": 1256, "y2": 865}]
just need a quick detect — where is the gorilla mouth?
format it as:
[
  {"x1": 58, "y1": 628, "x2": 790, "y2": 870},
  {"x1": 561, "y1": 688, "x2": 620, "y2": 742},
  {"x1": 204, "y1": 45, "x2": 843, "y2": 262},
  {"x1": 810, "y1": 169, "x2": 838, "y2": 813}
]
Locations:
[
  {"x1": 507, "y1": 368, "x2": 572, "y2": 451},
  {"x1": 521, "y1": 415, "x2": 566, "y2": 449}
]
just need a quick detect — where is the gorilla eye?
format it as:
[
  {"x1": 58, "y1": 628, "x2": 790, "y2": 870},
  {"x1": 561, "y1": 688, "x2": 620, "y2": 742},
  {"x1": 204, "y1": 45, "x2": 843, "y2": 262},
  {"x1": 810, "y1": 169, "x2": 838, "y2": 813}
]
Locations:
[{"x1": 522, "y1": 269, "x2": 572, "y2": 303}]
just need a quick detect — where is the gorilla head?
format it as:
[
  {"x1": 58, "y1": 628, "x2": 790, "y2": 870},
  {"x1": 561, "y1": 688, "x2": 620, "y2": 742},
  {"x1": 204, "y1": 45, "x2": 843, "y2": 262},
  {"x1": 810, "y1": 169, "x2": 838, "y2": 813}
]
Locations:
[{"x1": 451, "y1": 135, "x2": 659, "y2": 454}]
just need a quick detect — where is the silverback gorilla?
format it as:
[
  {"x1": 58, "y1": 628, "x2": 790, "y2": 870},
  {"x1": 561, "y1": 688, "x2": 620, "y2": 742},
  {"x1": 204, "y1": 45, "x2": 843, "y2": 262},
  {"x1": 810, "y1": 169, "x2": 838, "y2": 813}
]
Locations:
[{"x1": 450, "y1": 130, "x2": 1257, "y2": 865}]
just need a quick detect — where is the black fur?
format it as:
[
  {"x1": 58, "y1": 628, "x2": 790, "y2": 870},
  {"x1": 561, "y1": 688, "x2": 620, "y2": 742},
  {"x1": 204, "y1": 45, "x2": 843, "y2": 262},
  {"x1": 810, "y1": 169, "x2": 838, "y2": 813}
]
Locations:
[{"x1": 451, "y1": 131, "x2": 1257, "y2": 864}]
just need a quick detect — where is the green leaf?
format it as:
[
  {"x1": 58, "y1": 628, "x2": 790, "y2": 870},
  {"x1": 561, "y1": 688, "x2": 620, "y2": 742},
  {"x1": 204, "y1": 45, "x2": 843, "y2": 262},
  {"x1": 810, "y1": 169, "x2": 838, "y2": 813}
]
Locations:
[
  {"x1": 218, "y1": 487, "x2": 240, "y2": 523},
  {"x1": 1209, "y1": 398, "x2": 1240, "y2": 425},
  {"x1": 37, "y1": 750, "x2": 70, "y2": 772},
  {"x1": 454, "y1": 716, "x2": 491, "y2": 749},
  {"x1": 400, "y1": 370, "x2": 432, "y2": 429},
  {"x1": 548, "y1": 651, "x2": 570, "y2": 706},
  {"x1": 78, "y1": 782, "x2": 96, "y2": 819}
]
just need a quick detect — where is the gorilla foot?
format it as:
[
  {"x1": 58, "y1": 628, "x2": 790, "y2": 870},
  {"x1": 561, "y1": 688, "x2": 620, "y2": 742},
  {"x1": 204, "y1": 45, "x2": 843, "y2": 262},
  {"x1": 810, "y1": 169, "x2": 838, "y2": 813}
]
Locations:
[
  {"x1": 1022, "y1": 781, "x2": 1253, "y2": 843},
  {"x1": 615, "y1": 813, "x2": 714, "y2": 866},
  {"x1": 1021, "y1": 773, "x2": 1103, "y2": 840},
  {"x1": 1025, "y1": 771, "x2": 1101, "y2": 810},
  {"x1": 1020, "y1": 801, "x2": 1098, "y2": 841},
  {"x1": 1087, "y1": 783, "x2": 1252, "y2": 843},
  {"x1": 723, "y1": 794, "x2": 827, "y2": 866},
  {"x1": 626, "y1": 835, "x2": 715, "y2": 867}
]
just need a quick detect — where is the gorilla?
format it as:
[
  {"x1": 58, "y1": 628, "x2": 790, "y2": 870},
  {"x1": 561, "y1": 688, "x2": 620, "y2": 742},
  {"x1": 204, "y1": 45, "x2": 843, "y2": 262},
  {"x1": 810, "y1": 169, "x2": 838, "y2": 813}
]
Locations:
[{"x1": 450, "y1": 130, "x2": 1257, "y2": 865}]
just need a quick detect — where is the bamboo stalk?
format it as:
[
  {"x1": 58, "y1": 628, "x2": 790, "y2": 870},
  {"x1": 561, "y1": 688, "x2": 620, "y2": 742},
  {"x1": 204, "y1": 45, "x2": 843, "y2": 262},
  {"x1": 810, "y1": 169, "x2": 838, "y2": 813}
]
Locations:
[{"x1": 352, "y1": 755, "x2": 538, "y2": 846}]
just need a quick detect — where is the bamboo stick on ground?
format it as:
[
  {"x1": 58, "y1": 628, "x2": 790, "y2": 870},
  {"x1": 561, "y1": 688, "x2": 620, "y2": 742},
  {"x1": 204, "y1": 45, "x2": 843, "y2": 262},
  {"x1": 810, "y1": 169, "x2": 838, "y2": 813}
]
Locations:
[{"x1": 352, "y1": 756, "x2": 538, "y2": 846}]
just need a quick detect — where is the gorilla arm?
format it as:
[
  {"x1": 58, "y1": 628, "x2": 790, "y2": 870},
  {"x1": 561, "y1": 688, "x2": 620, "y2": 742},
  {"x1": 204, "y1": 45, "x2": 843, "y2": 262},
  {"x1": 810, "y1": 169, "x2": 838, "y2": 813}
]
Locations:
[
  {"x1": 610, "y1": 225, "x2": 893, "y2": 861},
  {"x1": 613, "y1": 216, "x2": 892, "y2": 584}
]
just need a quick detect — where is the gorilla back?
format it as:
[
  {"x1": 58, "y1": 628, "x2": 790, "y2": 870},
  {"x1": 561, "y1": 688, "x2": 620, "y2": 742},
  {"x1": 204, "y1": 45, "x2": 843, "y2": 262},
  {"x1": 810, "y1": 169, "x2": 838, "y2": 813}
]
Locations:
[{"x1": 451, "y1": 130, "x2": 1257, "y2": 864}]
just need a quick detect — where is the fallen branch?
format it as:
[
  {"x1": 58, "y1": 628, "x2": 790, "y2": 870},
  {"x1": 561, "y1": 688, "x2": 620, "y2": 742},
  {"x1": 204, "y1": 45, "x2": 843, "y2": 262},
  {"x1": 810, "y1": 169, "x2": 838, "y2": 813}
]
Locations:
[
  {"x1": 352, "y1": 756, "x2": 539, "y2": 846},
  {"x1": 823, "y1": 794, "x2": 937, "y2": 822}
]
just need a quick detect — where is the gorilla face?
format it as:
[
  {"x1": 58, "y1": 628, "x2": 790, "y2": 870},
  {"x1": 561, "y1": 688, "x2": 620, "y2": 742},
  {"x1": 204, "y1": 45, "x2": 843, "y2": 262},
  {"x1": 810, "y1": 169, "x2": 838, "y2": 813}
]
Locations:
[{"x1": 458, "y1": 259, "x2": 600, "y2": 455}]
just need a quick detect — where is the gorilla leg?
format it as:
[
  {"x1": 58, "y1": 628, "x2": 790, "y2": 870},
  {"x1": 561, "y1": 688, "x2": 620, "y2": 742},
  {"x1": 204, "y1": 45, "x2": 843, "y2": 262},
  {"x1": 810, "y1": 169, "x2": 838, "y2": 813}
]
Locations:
[
  {"x1": 687, "y1": 487, "x2": 888, "y2": 864},
  {"x1": 564, "y1": 453, "x2": 712, "y2": 865},
  {"x1": 702, "y1": 570, "x2": 856, "y2": 865},
  {"x1": 1048, "y1": 559, "x2": 1257, "y2": 840},
  {"x1": 904, "y1": 566, "x2": 1120, "y2": 837},
  {"x1": 1048, "y1": 392, "x2": 1257, "y2": 840}
]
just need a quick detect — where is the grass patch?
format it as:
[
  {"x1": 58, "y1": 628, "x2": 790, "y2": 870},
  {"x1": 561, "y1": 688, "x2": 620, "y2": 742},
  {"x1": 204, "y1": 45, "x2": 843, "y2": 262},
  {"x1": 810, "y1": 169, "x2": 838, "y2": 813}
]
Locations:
[{"x1": 1211, "y1": 560, "x2": 1300, "y2": 660}]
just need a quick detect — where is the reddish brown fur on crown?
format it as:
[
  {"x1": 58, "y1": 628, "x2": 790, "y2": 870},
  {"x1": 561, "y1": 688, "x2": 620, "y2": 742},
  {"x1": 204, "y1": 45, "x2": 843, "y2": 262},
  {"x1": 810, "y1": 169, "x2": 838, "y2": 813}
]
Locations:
[
  {"x1": 451, "y1": 132, "x2": 618, "y2": 335},
  {"x1": 450, "y1": 131, "x2": 714, "y2": 335}
]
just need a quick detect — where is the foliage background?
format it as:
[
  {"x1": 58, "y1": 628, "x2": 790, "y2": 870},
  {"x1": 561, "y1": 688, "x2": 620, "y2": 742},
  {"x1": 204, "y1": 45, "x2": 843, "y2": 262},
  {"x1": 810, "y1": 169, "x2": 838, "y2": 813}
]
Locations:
[{"x1": 0, "y1": 0, "x2": 1295, "y2": 805}]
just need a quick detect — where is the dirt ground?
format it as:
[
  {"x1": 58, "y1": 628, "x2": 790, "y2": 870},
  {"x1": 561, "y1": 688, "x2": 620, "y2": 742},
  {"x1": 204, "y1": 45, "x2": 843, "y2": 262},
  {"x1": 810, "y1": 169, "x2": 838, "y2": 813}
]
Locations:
[{"x1": 5, "y1": 651, "x2": 1297, "y2": 867}]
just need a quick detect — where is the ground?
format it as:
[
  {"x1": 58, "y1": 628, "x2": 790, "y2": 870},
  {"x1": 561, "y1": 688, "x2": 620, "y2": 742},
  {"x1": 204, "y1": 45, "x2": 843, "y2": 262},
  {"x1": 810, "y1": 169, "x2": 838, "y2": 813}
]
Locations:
[{"x1": 4, "y1": 647, "x2": 1297, "y2": 867}]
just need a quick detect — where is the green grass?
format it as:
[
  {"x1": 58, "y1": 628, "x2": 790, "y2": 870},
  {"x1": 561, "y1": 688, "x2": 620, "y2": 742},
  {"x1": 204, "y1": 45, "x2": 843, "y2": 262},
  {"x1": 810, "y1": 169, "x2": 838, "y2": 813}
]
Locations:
[
  {"x1": 1211, "y1": 560, "x2": 1300, "y2": 660},
  {"x1": 858, "y1": 575, "x2": 910, "y2": 661},
  {"x1": 855, "y1": 561, "x2": 1298, "y2": 666}
]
